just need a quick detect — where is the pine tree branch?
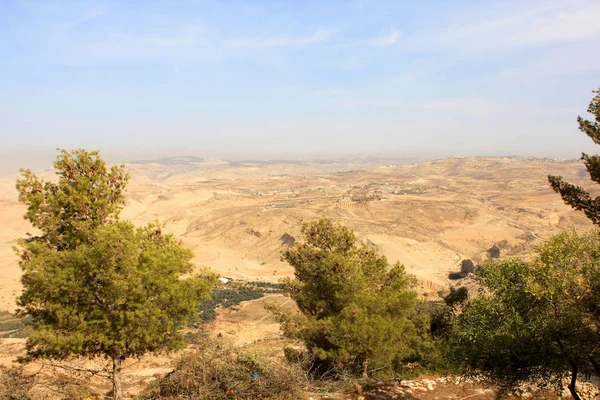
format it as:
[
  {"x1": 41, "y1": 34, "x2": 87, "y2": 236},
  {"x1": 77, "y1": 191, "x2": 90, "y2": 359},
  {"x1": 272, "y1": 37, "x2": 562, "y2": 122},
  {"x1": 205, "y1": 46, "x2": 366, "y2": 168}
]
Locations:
[{"x1": 548, "y1": 175, "x2": 600, "y2": 225}]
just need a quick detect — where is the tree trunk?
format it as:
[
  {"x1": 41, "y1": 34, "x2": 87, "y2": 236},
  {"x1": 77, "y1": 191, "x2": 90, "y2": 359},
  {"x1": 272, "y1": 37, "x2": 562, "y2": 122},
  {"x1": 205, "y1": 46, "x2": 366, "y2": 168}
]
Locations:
[
  {"x1": 568, "y1": 361, "x2": 581, "y2": 400},
  {"x1": 112, "y1": 355, "x2": 123, "y2": 400}
]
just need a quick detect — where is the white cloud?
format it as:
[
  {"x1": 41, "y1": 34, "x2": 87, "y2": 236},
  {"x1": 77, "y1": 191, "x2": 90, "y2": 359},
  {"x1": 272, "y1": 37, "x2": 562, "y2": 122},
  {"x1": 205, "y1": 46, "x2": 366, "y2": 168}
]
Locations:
[
  {"x1": 437, "y1": 0, "x2": 600, "y2": 52},
  {"x1": 506, "y1": 8, "x2": 600, "y2": 46},
  {"x1": 368, "y1": 28, "x2": 401, "y2": 46},
  {"x1": 301, "y1": 27, "x2": 336, "y2": 43},
  {"x1": 228, "y1": 27, "x2": 336, "y2": 48},
  {"x1": 59, "y1": 6, "x2": 105, "y2": 29}
]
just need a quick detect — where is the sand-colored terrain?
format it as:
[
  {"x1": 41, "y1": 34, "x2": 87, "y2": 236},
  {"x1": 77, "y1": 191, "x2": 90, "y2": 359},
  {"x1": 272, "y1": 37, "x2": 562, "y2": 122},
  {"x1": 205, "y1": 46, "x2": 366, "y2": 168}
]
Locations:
[
  {"x1": 0, "y1": 156, "x2": 595, "y2": 311},
  {"x1": 0, "y1": 156, "x2": 597, "y2": 396}
]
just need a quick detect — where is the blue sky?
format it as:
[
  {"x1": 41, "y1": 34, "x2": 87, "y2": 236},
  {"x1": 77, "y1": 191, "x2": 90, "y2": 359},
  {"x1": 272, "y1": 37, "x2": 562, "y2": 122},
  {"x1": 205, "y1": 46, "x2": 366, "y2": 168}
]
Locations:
[{"x1": 1, "y1": 0, "x2": 600, "y2": 172}]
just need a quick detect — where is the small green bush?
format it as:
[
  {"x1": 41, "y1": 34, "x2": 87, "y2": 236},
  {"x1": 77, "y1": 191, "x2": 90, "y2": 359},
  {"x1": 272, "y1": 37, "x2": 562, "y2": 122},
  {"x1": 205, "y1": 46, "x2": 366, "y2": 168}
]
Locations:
[
  {"x1": 487, "y1": 244, "x2": 501, "y2": 258},
  {"x1": 460, "y1": 259, "x2": 475, "y2": 274}
]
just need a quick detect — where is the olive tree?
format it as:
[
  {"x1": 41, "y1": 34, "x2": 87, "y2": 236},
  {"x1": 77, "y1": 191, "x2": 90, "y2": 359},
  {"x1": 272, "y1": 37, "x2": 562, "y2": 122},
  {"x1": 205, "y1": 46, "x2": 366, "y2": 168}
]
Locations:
[{"x1": 446, "y1": 231, "x2": 600, "y2": 399}]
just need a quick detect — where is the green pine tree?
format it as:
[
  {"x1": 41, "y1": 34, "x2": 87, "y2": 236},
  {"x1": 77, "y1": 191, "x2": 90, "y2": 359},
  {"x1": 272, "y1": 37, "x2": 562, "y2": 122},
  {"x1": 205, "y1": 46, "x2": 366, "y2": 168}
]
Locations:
[
  {"x1": 16, "y1": 149, "x2": 216, "y2": 400},
  {"x1": 16, "y1": 149, "x2": 130, "y2": 250},
  {"x1": 549, "y1": 89, "x2": 600, "y2": 224},
  {"x1": 279, "y1": 219, "x2": 428, "y2": 378}
]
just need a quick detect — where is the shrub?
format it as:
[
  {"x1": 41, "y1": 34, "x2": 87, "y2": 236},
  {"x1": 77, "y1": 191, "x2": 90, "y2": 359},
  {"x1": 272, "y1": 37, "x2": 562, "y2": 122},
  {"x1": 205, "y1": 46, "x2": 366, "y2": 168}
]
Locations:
[
  {"x1": 0, "y1": 365, "x2": 33, "y2": 400},
  {"x1": 0, "y1": 312, "x2": 26, "y2": 339},
  {"x1": 487, "y1": 244, "x2": 501, "y2": 258},
  {"x1": 430, "y1": 287, "x2": 468, "y2": 337},
  {"x1": 447, "y1": 232, "x2": 600, "y2": 399},
  {"x1": 139, "y1": 339, "x2": 306, "y2": 399},
  {"x1": 460, "y1": 259, "x2": 475, "y2": 274}
]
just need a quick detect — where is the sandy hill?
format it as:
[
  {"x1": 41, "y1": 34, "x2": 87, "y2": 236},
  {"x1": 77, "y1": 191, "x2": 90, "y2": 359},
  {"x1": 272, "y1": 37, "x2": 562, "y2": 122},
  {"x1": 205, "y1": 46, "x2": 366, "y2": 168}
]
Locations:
[{"x1": 0, "y1": 156, "x2": 595, "y2": 311}]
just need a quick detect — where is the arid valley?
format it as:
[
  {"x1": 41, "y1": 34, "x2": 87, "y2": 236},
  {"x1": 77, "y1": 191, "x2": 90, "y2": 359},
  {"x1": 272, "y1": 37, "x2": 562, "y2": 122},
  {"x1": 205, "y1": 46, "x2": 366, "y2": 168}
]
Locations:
[
  {"x1": 0, "y1": 155, "x2": 597, "y2": 397},
  {"x1": 1, "y1": 156, "x2": 594, "y2": 307},
  {"x1": 4, "y1": 1, "x2": 600, "y2": 397}
]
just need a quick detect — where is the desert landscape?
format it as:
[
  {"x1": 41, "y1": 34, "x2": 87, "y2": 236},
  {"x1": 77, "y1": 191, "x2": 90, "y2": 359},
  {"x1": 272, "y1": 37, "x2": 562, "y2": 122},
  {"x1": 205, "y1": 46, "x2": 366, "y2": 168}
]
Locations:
[
  {"x1": 0, "y1": 155, "x2": 597, "y2": 397},
  {"x1": 3, "y1": 0, "x2": 599, "y2": 397},
  {"x1": 1, "y1": 155, "x2": 594, "y2": 311}
]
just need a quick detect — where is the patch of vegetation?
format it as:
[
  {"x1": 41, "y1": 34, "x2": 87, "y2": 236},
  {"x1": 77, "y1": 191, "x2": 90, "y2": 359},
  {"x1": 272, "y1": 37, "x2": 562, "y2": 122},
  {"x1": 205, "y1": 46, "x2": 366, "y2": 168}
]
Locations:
[
  {"x1": 460, "y1": 259, "x2": 475, "y2": 274},
  {"x1": 15, "y1": 149, "x2": 217, "y2": 399},
  {"x1": 0, "y1": 311, "x2": 26, "y2": 339},
  {"x1": 446, "y1": 231, "x2": 600, "y2": 399},
  {"x1": 448, "y1": 260, "x2": 477, "y2": 281},
  {"x1": 195, "y1": 281, "x2": 283, "y2": 324},
  {"x1": 139, "y1": 338, "x2": 305, "y2": 400},
  {"x1": 280, "y1": 233, "x2": 296, "y2": 246},
  {"x1": 278, "y1": 219, "x2": 431, "y2": 379},
  {"x1": 0, "y1": 365, "x2": 34, "y2": 400},
  {"x1": 486, "y1": 244, "x2": 501, "y2": 258},
  {"x1": 430, "y1": 286, "x2": 469, "y2": 337}
]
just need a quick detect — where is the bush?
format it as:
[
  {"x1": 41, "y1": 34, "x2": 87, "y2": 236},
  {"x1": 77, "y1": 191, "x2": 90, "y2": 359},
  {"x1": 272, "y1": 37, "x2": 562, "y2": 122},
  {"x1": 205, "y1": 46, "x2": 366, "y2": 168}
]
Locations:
[
  {"x1": 460, "y1": 259, "x2": 475, "y2": 274},
  {"x1": 139, "y1": 339, "x2": 306, "y2": 399},
  {"x1": 0, "y1": 365, "x2": 33, "y2": 400},
  {"x1": 487, "y1": 244, "x2": 501, "y2": 258},
  {"x1": 446, "y1": 232, "x2": 600, "y2": 399},
  {"x1": 430, "y1": 287, "x2": 469, "y2": 337},
  {"x1": 444, "y1": 287, "x2": 468, "y2": 307}
]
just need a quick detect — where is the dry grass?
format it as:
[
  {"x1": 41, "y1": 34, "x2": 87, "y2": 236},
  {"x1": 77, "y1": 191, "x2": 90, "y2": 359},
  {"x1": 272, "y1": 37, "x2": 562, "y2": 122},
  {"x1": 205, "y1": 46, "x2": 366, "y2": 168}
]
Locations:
[{"x1": 139, "y1": 338, "x2": 307, "y2": 400}]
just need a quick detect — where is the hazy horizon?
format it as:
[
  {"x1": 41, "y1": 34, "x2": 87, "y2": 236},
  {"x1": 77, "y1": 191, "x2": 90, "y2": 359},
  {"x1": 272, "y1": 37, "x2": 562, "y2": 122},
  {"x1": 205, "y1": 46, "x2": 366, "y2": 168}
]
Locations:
[
  {"x1": 1, "y1": 0, "x2": 600, "y2": 175},
  {"x1": 0, "y1": 148, "x2": 593, "y2": 177}
]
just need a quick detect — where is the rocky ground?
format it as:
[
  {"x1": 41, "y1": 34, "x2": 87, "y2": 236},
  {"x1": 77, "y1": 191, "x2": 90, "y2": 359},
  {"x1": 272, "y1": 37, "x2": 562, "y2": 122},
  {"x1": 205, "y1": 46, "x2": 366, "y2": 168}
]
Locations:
[{"x1": 311, "y1": 375, "x2": 600, "y2": 399}]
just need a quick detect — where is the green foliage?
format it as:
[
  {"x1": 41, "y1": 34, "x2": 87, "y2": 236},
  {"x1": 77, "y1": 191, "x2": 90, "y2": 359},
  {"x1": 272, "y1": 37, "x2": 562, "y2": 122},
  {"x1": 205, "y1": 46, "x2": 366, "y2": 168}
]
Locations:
[
  {"x1": 139, "y1": 338, "x2": 306, "y2": 399},
  {"x1": 279, "y1": 219, "x2": 429, "y2": 378},
  {"x1": 18, "y1": 221, "x2": 216, "y2": 361},
  {"x1": 486, "y1": 244, "x2": 500, "y2": 259},
  {"x1": 549, "y1": 88, "x2": 600, "y2": 225},
  {"x1": 195, "y1": 282, "x2": 282, "y2": 324},
  {"x1": 0, "y1": 311, "x2": 26, "y2": 338},
  {"x1": 15, "y1": 149, "x2": 216, "y2": 399},
  {"x1": 430, "y1": 287, "x2": 468, "y2": 337},
  {"x1": 460, "y1": 259, "x2": 475, "y2": 274},
  {"x1": 446, "y1": 230, "x2": 600, "y2": 398},
  {"x1": 16, "y1": 149, "x2": 129, "y2": 251},
  {"x1": 443, "y1": 287, "x2": 468, "y2": 307}
]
